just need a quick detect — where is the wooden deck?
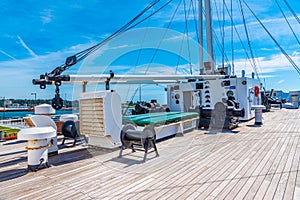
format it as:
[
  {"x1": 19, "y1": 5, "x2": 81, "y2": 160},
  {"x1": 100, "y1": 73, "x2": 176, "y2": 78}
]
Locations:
[{"x1": 0, "y1": 108, "x2": 300, "y2": 199}]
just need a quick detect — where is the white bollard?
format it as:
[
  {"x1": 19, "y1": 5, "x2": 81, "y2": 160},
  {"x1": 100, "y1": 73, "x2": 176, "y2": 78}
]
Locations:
[
  {"x1": 34, "y1": 104, "x2": 58, "y2": 156},
  {"x1": 18, "y1": 127, "x2": 56, "y2": 171},
  {"x1": 252, "y1": 105, "x2": 266, "y2": 125}
]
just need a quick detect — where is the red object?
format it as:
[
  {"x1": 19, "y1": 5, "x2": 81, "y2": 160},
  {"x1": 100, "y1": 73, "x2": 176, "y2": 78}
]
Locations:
[
  {"x1": 254, "y1": 86, "x2": 259, "y2": 97},
  {"x1": 1, "y1": 132, "x2": 17, "y2": 141},
  {"x1": 2, "y1": 136, "x2": 17, "y2": 140}
]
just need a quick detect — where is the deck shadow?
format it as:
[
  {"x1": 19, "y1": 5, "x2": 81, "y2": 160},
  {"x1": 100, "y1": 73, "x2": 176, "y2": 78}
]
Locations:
[
  {"x1": 246, "y1": 124, "x2": 262, "y2": 128},
  {"x1": 104, "y1": 151, "x2": 158, "y2": 167},
  {"x1": 110, "y1": 156, "x2": 145, "y2": 166},
  {"x1": 0, "y1": 150, "x2": 27, "y2": 157},
  {"x1": 2, "y1": 140, "x2": 26, "y2": 145},
  {"x1": 49, "y1": 148, "x2": 94, "y2": 166},
  {"x1": 0, "y1": 156, "x2": 27, "y2": 168},
  {"x1": 204, "y1": 129, "x2": 240, "y2": 134},
  {"x1": 0, "y1": 168, "x2": 28, "y2": 182}
]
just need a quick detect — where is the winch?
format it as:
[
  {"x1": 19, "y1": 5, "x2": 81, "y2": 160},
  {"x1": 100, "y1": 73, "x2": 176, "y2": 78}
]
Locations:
[{"x1": 119, "y1": 124, "x2": 159, "y2": 162}]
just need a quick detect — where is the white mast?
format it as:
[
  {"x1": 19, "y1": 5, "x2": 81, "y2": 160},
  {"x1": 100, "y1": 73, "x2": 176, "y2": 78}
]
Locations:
[{"x1": 204, "y1": 0, "x2": 215, "y2": 74}]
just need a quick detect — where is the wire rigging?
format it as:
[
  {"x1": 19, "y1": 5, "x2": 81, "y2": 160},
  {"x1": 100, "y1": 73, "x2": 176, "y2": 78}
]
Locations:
[
  {"x1": 213, "y1": 0, "x2": 223, "y2": 38},
  {"x1": 242, "y1": 0, "x2": 300, "y2": 75},
  {"x1": 183, "y1": 0, "x2": 194, "y2": 74},
  {"x1": 222, "y1": 0, "x2": 225, "y2": 69},
  {"x1": 46, "y1": 0, "x2": 163, "y2": 78},
  {"x1": 191, "y1": 0, "x2": 200, "y2": 43},
  {"x1": 176, "y1": 0, "x2": 190, "y2": 74},
  {"x1": 283, "y1": 0, "x2": 300, "y2": 25},
  {"x1": 274, "y1": 0, "x2": 300, "y2": 46},
  {"x1": 75, "y1": 0, "x2": 162, "y2": 63},
  {"x1": 144, "y1": 0, "x2": 179, "y2": 74},
  {"x1": 123, "y1": 7, "x2": 155, "y2": 111},
  {"x1": 212, "y1": 29, "x2": 230, "y2": 65},
  {"x1": 222, "y1": 1, "x2": 255, "y2": 72},
  {"x1": 238, "y1": 0, "x2": 260, "y2": 81},
  {"x1": 230, "y1": 0, "x2": 234, "y2": 75},
  {"x1": 125, "y1": 0, "x2": 174, "y2": 31}
]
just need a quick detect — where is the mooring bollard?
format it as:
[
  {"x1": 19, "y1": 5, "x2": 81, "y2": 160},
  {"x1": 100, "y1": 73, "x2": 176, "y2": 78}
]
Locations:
[
  {"x1": 252, "y1": 105, "x2": 266, "y2": 125},
  {"x1": 18, "y1": 127, "x2": 56, "y2": 171}
]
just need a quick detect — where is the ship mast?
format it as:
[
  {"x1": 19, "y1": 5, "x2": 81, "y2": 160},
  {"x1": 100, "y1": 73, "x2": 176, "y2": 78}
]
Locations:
[{"x1": 200, "y1": 0, "x2": 215, "y2": 74}]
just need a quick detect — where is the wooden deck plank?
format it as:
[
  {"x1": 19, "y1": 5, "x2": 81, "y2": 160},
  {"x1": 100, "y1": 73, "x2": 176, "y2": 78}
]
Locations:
[
  {"x1": 147, "y1": 139, "x2": 250, "y2": 199},
  {"x1": 124, "y1": 134, "x2": 241, "y2": 199},
  {"x1": 224, "y1": 128, "x2": 289, "y2": 199},
  {"x1": 0, "y1": 109, "x2": 299, "y2": 200},
  {"x1": 245, "y1": 132, "x2": 297, "y2": 200},
  {"x1": 124, "y1": 133, "x2": 246, "y2": 199},
  {"x1": 251, "y1": 136, "x2": 298, "y2": 199},
  {"x1": 273, "y1": 134, "x2": 299, "y2": 199},
  {"x1": 250, "y1": 139, "x2": 286, "y2": 199},
  {"x1": 207, "y1": 134, "x2": 277, "y2": 199},
  {"x1": 293, "y1": 135, "x2": 300, "y2": 200},
  {"x1": 262, "y1": 135, "x2": 295, "y2": 199},
  {"x1": 176, "y1": 128, "x2": 268, "y2": 198},
  {"x1": 192, "y1": 132, "x2": 271, "y2": 199}
]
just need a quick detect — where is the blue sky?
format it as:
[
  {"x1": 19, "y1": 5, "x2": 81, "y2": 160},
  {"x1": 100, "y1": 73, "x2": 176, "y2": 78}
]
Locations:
[{"x1": 0, "y1": 0, "x2": 299, "y2": 103}]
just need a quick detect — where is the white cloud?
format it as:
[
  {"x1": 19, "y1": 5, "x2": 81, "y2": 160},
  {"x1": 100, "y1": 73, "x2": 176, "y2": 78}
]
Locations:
[
  {"x1": 17, "y1": 35, "x2": 38, "y2": 57},
  {"x1": 40, "y1": 9, "x2": 53, "y2": 24},
  {"x1": 278, "y1": 79, "x2": 285, "y2": 84},
  {"x1": 233, "y1": 53, "x2": 300, "y2": 74}
]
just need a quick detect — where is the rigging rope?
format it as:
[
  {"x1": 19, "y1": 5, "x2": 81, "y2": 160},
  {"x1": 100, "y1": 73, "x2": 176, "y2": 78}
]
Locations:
[
  {"x1": 283, "y1": 0, "x2": 300, "y2": 25},
  {"x1": 176, "y1": 0, "x2": 189, "y2": 74},
  {"x1": 125, "y1": 0, "x2": 174, "y2": 31},
  {"x1": 183, "y1": 0, "x2": 194, "y2": 74},
  {"x1": 222, "y1": 1, "x2": 255, "y2": 72},
  {"x1": 222, "y1": 0, "x2": 225, "y2": 69},
  {"x1": 123, "y1": 7, "x2": 155, "y2": 110},
  {"x1": 74, "y1": 0, "x2": 162, "y2": 63},
  {"x1": 212, "y1": 30, "x2": 230, "y2": 66},
  {"x1": 143, "y1": 0, "x2": 178, "y2": 74},
  {"x1": 230, "y1": 0, "x2": 234, "y2": 75},
  {"x1": 242, "y1": 0, "x2": 300, "y2": 75},
  {"x1": 48, "y1": 0, "x2": 162, "y2": 76},
  {"x1": 274, "y1": 0, "x2": 300, "y2": 46},
  {"x1": 174, "y1": 1, "x2": 187, "y2": 74},
  {"x1": 213, "y1": 0, "x2": 223, "y2": 38},
  {"x1": 191, "y1": 0, "x2": 200, "y2": 43},
  {"x1": 238, "y1": 0, "x2": 260, "y2": 81}
]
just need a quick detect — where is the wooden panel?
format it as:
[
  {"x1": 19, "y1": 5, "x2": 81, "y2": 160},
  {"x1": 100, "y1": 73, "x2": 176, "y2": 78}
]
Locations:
[{"x1": 80, "y1": 98, "x2": 105, "y2": 136}]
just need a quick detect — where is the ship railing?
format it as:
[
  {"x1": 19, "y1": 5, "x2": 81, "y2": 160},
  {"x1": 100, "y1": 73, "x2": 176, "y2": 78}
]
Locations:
[{"x1": 0, "y1": 118, "x2": 27, "y2": 128}]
